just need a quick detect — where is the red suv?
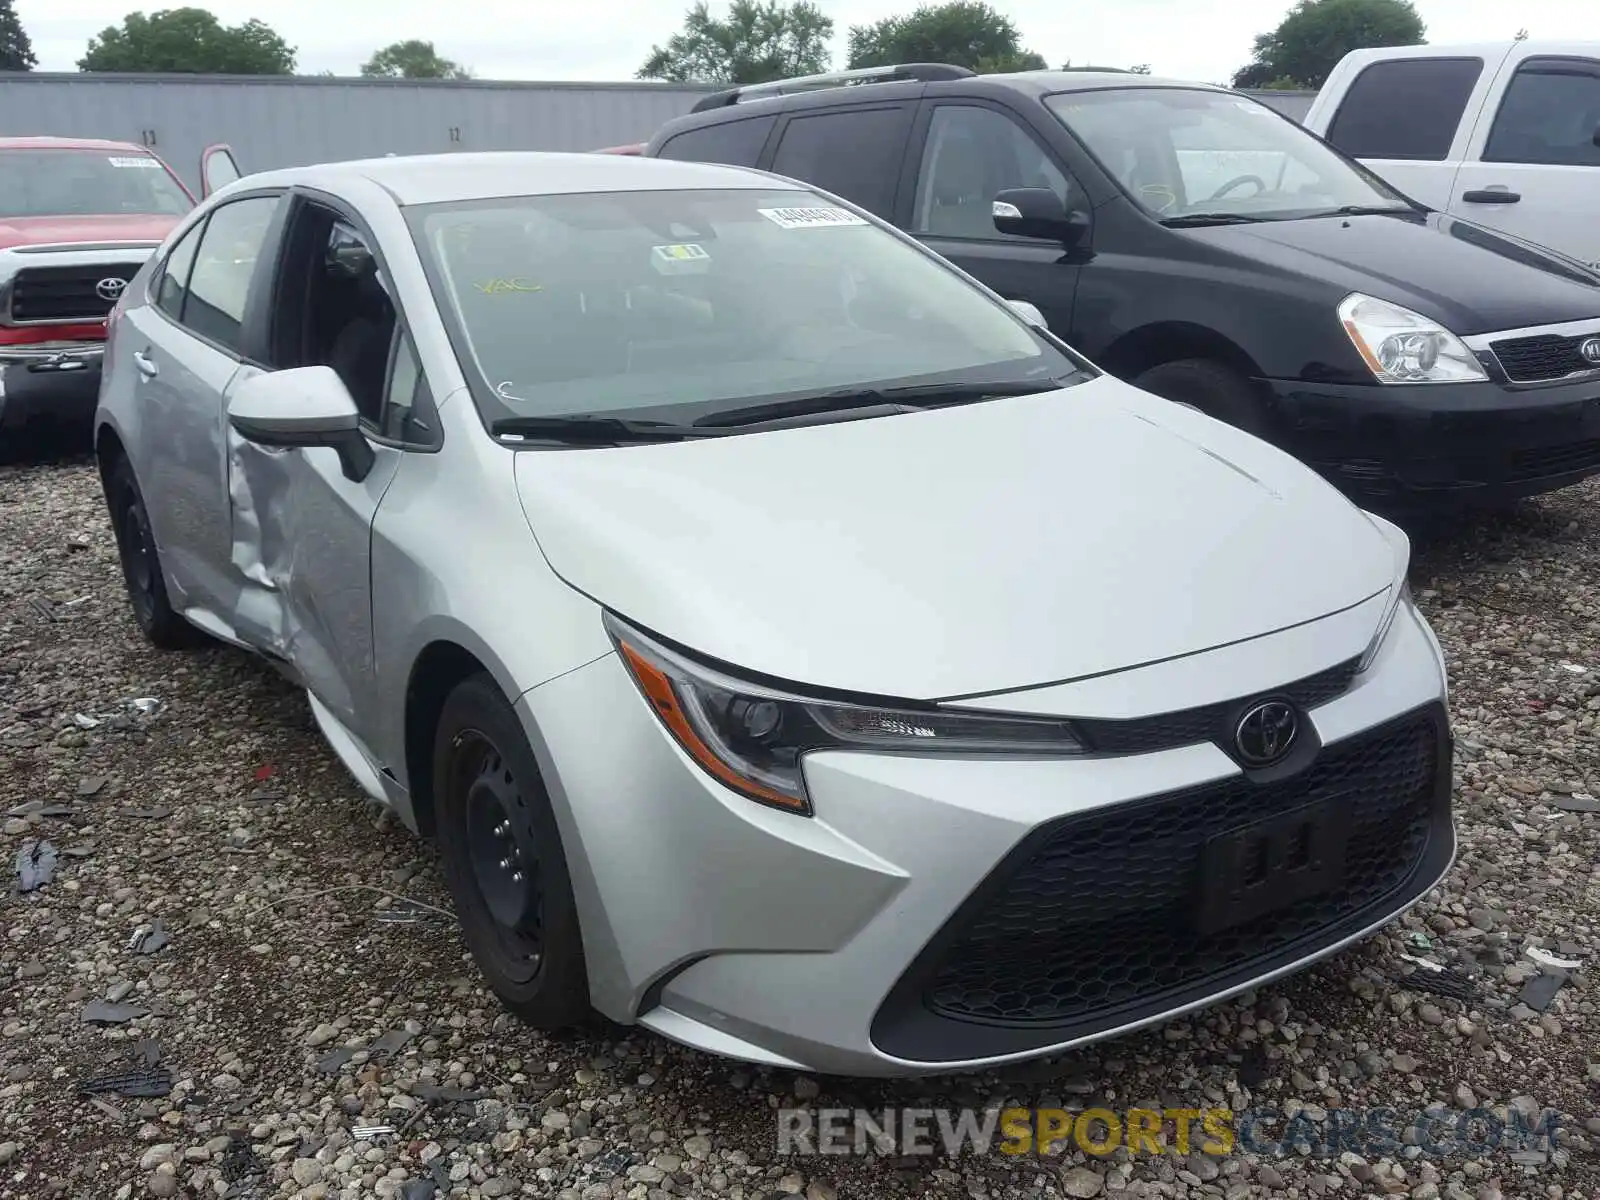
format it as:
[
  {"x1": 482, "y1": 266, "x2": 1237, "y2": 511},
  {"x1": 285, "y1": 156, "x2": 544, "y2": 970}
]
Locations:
[{"x1": 0, "y1": 137, "x2": 239, "y2": 449}]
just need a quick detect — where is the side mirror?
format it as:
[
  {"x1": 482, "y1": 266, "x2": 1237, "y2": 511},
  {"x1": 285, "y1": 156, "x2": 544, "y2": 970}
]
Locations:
[
  {"x1": 993, "y1": 188, "x2": 1089, "y2": 246},
  {"x1": 1593, "y1": 123, "x2": 1600, "y2": 148},
  {"x1": 1007, "y1": 299, "x2": 1048, "y2": 329},
  {"x1": 227, "y1": 366, "x2": 375, "y2": 483}
]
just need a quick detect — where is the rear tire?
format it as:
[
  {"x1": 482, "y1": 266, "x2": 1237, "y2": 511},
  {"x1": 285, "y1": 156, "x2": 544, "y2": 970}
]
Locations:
[
  {"x1": 1134, "y1": 359, "x2": 1264, "y2": 435},
  {"x1": 433, "y1": 673, "x2": 590, "y2": 1030},
  {"x1": 106, "y1": 457, "x2": 201, "y2": 649}
]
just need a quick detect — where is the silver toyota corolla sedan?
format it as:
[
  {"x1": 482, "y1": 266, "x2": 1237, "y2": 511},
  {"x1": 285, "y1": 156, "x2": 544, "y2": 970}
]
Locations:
[{"x1": 94, "y1": 151, "x2": 1454, "y2": 1076}]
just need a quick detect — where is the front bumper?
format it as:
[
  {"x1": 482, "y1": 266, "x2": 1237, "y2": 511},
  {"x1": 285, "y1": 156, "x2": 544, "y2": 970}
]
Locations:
[
  {"x1": 0, "y1": 341, "x2": 103, "y2": 438},
  {"x1": 1265, "y1": 374, "x2": 1600, "y2": 506},
  {"x1": 520, "y1": 598, "x2": 1453, "y2": 1076}
]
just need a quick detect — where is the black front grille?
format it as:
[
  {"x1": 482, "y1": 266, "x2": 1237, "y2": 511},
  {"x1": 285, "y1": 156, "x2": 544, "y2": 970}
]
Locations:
[
  {"x1": 1074, "y1": 657, "x2": 1359, "y2": 756},
  {"x1": 1505, "y1": 438, "x2": 1600, "y2": 482},
  {"x1": 872, "y1": 705, "x2": 1450, "y2": 1061},
  {"x1": 1491, "y1": 333, "x2": 1597, "y2": 382},
  {"x1": 8, "y1": 263, "x2": 142, "y2": 324}
]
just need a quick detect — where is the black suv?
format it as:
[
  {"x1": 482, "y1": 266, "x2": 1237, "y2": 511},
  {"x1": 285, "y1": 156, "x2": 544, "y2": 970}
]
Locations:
[{"x1": 643, "y1": 64, "x2": 1600, "y2": 509}]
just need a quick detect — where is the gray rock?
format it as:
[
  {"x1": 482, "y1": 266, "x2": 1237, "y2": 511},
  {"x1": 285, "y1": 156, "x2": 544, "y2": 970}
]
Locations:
[
  {"x1": 306, "y1": 1023, "x2": 338, "y2": 1047},
  {"x1": 290, "y1": 1157, "x2": 322, "y2": 1187},
  {"x1": 0, "y1": 1143, "x2": 18, "y2": 1165},
  {"x1": 1061, "y1": 1167, "x2": 1104, "y2": 1198},
  {"x1": 481, "y1": 1179, "x2": 518, "y2": 1198}
]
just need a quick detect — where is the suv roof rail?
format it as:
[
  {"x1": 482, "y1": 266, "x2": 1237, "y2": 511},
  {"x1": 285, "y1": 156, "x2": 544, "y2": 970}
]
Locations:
[{"x1": 689, "y1": 63, "x2": 974, "y2": 113}]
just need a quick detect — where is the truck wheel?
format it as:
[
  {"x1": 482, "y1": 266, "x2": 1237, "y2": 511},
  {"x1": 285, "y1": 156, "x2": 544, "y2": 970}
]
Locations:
[
  {"x1": 433, "y1": 673, "x2": 590, "y2": 1030},
  {"x1": 106, "y1": 457, "x2": 201, "y2": 649},
  {"x1": 1134, "y1": 359, "x2": 1265, "y2": 436}
]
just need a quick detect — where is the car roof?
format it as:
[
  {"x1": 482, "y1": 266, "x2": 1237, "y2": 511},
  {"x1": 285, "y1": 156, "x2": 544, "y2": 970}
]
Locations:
[
  {"x1": 232, "y1": 151, "x2": 787, "y2": 207},
  {"x1": 0, "y1": 135, "x2": 154, "y2": 153},
  {"x1": 965, "y1": 70, "x2": 1230, "y2": 98},
  {"x1": 649, "y1": 70, "x2": 1231, "y2": 144},
  {"x1": 1335, "y1": 39, "x2": 1600, "y2": 60}
]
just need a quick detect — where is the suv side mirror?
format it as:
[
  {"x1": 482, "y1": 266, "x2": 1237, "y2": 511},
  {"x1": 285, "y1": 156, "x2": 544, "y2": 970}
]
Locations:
[
  {"x1": 227, "y1": 366, "x2": 375, "y2": 482},
  {"x1": 993, "y1": 188, "x2": 1089, "y2": 246}
]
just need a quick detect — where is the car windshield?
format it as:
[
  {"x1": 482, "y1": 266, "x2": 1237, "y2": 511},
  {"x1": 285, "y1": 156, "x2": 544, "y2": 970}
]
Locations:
[
  {"x1": 408, "y1": 186, "x2": 1086, "y2": 430},
  {"x1": 0, "y1": 149, "x2": 193, "y2": 219},
  {"x1": 1044, "y1": 88, "x2": 1411, "y2": 221}
]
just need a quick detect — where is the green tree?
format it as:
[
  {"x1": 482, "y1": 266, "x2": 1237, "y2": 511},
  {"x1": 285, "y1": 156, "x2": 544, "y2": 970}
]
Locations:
[
  {"x1": 848, "y1": 2, "x2": 1046, "y2": 74},
  {"x1": 1232, "y1": 0, "x2": 1423, "y2": 89},
  {"x1": 1, "y1": 0, "x2": 36, "y2": 70},
  {"x1": 638, "y1": 0, "x2": 833, "y2": 85},
  {"x1": 362, "y1": 39, "x2": 471, "y2": 80},
  {"x1": 79, "y1": 8, "x2": 296, "y2": 73}
]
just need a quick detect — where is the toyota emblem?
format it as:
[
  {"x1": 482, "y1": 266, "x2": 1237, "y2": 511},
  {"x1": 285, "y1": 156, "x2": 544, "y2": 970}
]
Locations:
[
  {"x1": 1580, "y1": 336, "x2": 1600, "y2": 366},
  {"x1": 1234, "y1": 701, "x2": 1299, "y2": 767},
  {"x1": 95, "y1": 277, "x2": 128, "y2": 302}
]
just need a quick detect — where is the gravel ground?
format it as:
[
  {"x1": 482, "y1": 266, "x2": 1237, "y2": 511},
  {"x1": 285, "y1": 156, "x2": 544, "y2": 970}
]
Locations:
[{"x1": 2, "y1": 449, "x2": 1598, "y2": 1200}]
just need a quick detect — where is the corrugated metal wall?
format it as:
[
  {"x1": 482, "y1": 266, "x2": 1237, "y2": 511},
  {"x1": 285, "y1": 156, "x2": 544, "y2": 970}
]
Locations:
[
  {"x1": 0, "y1": 73, "x2": 717, "y2": 191},
  {"x1": 1237, "y1": 89, "x2": 1320, "y2": 123}
]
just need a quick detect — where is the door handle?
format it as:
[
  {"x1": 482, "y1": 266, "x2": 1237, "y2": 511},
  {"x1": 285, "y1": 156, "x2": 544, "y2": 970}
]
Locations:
[
  {"x1": 133, "y1": 350, "x2": 159, "y2": 378},
  {"x1": 1462, "y1": 189, "x2": 1521, "y2": 204}
]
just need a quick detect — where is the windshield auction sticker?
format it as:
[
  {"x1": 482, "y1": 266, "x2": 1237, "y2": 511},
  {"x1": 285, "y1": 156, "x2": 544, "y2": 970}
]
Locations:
[
  {"x1": 107, "y1": 157, "x2": 164, "y2": 168},
  {"x1": 757, "y1": 207, "x2": 868, "y2": 229}
]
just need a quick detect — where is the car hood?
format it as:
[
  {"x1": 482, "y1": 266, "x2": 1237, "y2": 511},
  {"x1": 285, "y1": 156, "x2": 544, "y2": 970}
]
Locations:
[
  {"x1": 0, "y1": 213, "x2": 180, "y2": 251},
  {"x1": 513, "y1": 377, "x2": 1397, "y2": 701},
  {"x1": 1183, "y1": 211, "x2": 1600, "y2": 335}
]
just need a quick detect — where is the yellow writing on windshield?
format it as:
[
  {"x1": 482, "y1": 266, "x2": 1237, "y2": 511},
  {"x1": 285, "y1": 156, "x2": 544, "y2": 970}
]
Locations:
[{"x1": 474, "y1": 278, "x2": 542, "y2": 294}]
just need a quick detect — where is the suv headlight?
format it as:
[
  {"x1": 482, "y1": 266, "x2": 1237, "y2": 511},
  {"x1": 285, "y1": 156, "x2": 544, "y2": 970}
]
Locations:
[
  {"x1": 1339, "y1": 293, "x2": 1487, "y2": 384},
  {"x1": 607, "y1": 615, "x2": 1085, "y2": 814}
]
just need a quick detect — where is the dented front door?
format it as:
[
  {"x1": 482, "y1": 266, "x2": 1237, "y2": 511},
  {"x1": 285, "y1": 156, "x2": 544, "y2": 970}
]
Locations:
[{"x1": 226, "y1": 410, "x2": 401, "y2": 735}]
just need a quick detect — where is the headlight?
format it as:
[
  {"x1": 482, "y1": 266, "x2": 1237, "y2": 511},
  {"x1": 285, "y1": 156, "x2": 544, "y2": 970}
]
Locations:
[
  {"x1": 1338, "y1": 293, "x2": 1487, "y2": 384},
  {"x1": 607, "y1": 616, "x2": 1085, "y2": 814},
  {"x1": 1357, "y1": 579, "x2": 1411, "y2": 673},
  {"x1": 1357, "y1": 511, "x2": 1412, "y2": 672}
]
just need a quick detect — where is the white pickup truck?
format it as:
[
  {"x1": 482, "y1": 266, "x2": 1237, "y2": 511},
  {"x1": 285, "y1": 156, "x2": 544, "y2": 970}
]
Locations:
[{"x1": 1304, "y1": 40, "x2": 1600, "y2": 271}]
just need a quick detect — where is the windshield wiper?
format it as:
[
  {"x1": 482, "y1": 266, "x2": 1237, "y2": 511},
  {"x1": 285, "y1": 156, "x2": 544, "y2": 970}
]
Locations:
[
  {"x1": 490, "y1": 415, "x2": 717, "y2": 444},
  {"x1": 1160, "y1": 212, "x2": 1271, "y2": 227},
  {"x1": 693, "y1": 379, "x2": 1061, "y2": 429},
  {"x1": 1318, "y1": 204, "x2": 1415, "y2": 217}
]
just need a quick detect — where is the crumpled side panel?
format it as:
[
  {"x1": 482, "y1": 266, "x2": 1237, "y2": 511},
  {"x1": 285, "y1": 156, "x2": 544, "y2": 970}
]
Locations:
[{"x1": 226, "y1": 428, "x2": 297, "y2": 656}]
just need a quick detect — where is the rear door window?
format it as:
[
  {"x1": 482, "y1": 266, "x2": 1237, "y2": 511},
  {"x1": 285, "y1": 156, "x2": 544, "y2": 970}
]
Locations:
[
  {"x1": 179, "y1": 195, "x2": 281, "y2": 353},
  {"x1": 1482, "y1": 57, "x2": 1600, "y2": 165},
  {"x1": 767, "y1": 106, "x2": 913, "y2": 217},
  {"x1": 656, "y1": 115, "x2": 776, "y2": 166},
  {"x1": 1325, "y1": 57, "x2": 1484, "y2": 160}
]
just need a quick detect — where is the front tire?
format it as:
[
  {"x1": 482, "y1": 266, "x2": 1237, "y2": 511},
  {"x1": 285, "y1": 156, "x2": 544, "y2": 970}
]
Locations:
[
  {"x1": 433, "y1": 673, "x2": 590, "y2": 1030},
  {"x1": 1134, "y1": 358, "x2": 1265, "y2": 435},
  {"x1": 106, "y1": 457, "x2": 200, "y2": 649}
]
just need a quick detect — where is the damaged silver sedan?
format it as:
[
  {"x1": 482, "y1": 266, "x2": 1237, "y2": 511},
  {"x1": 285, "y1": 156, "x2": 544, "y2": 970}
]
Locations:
[{"x1": 94, "y1": 152, "x2": 1452, "y2": 1076}]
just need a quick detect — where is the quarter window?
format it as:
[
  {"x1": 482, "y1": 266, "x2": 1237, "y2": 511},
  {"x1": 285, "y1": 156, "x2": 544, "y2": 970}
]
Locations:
[
  {"x1": 657, "y1": 115, "x2": 776, "y2": 166},
  {"x1": 181, "y1": 196, "x2": 279, "y2": 353},
  {"x1": 768, "y1": 107, "x2": 909, "y2": 217},
  {"x1": 380, "y1": 329, "x2": 436, "y2": 444},
  {"x1": 913, "y1": 105, "x2": 1073, "y2": 239},
  {"x1": 154, "y1": 220, "x2": 203, "y2": 321},
  {"x1": 1325, "y1": 57, "x2": 1484, "y2": 160},
  {"x1": 1483, "y1": 58, "x2": 1600, "y2": 166}
]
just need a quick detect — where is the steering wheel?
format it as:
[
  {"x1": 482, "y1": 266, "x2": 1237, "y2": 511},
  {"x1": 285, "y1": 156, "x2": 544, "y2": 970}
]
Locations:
[{"x1": 1206, "y1": 175, "x2": 1267, "y2": 202}]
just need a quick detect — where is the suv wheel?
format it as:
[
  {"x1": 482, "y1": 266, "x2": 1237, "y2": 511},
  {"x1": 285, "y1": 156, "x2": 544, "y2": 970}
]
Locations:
[
  {"x1": 1134, "y1": 359, "x2": 1264, "y2": 435},
  {"x1": 433, "y1": 673, "x2": 590, "y2": 1030},
  {"x1": 106, "y1": 458, "x2": 200, "y2": 649}
]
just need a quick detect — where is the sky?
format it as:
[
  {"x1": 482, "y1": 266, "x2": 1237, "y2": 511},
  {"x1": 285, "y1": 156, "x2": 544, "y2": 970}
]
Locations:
[{"x1": 14, "y1": 0, "x2": 1595, "y2": 85}]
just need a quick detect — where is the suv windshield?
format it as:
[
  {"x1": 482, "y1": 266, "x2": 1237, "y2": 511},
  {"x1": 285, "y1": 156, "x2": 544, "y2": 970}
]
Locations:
[
  {"x1": 1045, "y1": 88, "x2": 1412, "y2": 221},
  {"x1": 0, "y1": 149, "x2": 193, "y2": 219},
  {"x1": 409, "y1": 187, "x2": 1086, "y2": 431}
]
